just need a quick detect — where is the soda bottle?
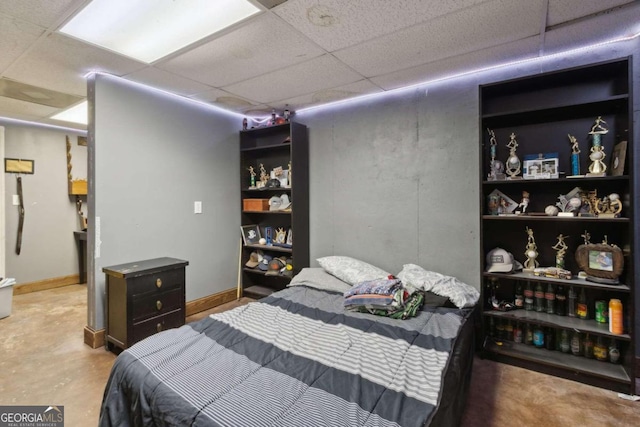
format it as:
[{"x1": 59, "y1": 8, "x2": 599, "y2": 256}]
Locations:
[
  {"x1": 513, "y1": 321, "x2": 523, "y2": 343},
  {"x1": 545, "y1": 283, "x2": 555, "y2": 314},
  {"x1": 545, "y1": 328, "x2": 555, "y2": 350},
  {"x1": 535, "y1": 283, "x2": 545, "y2": 312},
  {"x1": 555, "y1": 285, "x2": 566, "y2": 316},
  {"x1": 505, "y1": 320, "x2": 514, "y2": 341},
  {"x1": 488, "y1": 316, "x2": 496, "y2": 337},
  {"x1": 567, "y1": 286, "x2": 577, "y2": 317},
  {"x1": 525, "y1": 323, "x2": 533, "y2": 345},
  {"x1": 559, "y1": 329, "x2": 570, "y2": 353},
  {"x1": 593, "y1": 336, "x2": 607, "y2": 361},
  {"x1": 577, "y1": 288, "x2": 588, "y2": 319},
  {"x1": 496, "y1": 318, "x2": 504, "y2": 340},
  {"x1": 514, "y1": 283, "x2": 524, "y2": 309},
  {"x1": 584, "y1": 333, "x2": 594, "y2": 358},
  {"x1": 570, "y1": 331, "x2": 582, "y2": 356},
  {"x1": 524, "y1": 282, "x2": 534, "y2": 311},
  {"x1": 608, "y1": 339, "x2": 620, "y2": 364},
  {"x1": 533, "y1": 326, "x2": 545, "y2": 348}
]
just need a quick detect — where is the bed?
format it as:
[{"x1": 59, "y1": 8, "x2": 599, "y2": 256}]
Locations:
[{"x1": 99, "y1": 265, "x2": 477, "y2": 427}]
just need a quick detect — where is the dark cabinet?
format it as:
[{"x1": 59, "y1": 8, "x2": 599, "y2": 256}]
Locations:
[{"x1": 103, "y1": 257, "x2": 189, "y2": 352}]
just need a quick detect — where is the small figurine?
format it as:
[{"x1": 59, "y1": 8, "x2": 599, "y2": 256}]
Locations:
[
  {"x1": 505, "y1": 132, "x2": 522, "y2": 179},
  {"x1": 581, "y1": 230, "x2": 591, "y2": 245},
  {"x1": 247, "y1": 166, "x2": 256, "y2": 188},
  {"x1": 524, "y1": 226, "x2": 539, "y2": 271},
  {"x1": 515, "y1": 191, "x2": 529, "y2": 214},
  {"x1": 283, "y1": 107, "x2": 291, "y2": 122},
  {"x1": 568, "y1": 134, "x2": 582, "y2": 177},
  {"x1": 587, "y1": 116, "x2": 608, "y2": 176},
  {"x1": 552, "y1": 234, "x2": 569, "y2": 269},
  {"x1": 242, "y1": 117, "x2": 248, "y2": 130}
]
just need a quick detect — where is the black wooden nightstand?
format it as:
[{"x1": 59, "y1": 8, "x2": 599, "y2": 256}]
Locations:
[{"x1": 103, "y1": 257, "x2": 189, "y2": 352}]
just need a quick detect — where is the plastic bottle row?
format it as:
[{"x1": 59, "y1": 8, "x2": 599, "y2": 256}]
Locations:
[{"x1": 487, "y1": 317, "x2": 621, "y2": 364}]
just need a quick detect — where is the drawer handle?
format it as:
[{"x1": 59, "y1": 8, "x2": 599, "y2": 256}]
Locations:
[
  {"x1": 156, "y1": 300, "x2": 163, "y2": 311},
  {"x1": 156, "y1": 323, "x2": 163, "y2": 332},
  {"x1": 156, "y1": 278, "x2": 162, "y2": 288}
]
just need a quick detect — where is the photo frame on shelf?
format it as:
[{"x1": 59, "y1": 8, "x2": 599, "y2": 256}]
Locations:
[
  {"x1": 241, "y1": 225, "x2": 261, "y2": 246},
  {"x1": 523, "y1": 153, "x2": 559, "y2": 179},
  {"x1": 575, "y1": 243, "x2": 624, "y2": 284},
  {"x1": 610, "y1": 141, "x2": 627, "y2": 176}
]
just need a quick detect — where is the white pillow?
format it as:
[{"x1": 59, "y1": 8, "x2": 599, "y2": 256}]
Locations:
[
  {"x1": 316, "y1": 256, "x2": 390, "y2": 286},
  {"x1": 397, "y1": 264, "x2": 479, "y2": 308},
  {"x1": 287, "y1": 268, "x2": 351, "y2": 294}
]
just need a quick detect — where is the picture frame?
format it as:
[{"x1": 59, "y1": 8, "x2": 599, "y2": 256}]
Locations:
[
  {"x1": 610, "y1": 141, "x2": 627, "y2": 176},
  {"x1": 575, "y1": 243, "x2": 624, "y2": 284},
  {"x1": 5, "y1": 158, "x2": 35, "y2": 174},
  {"x1": 240, "y1": 225, "x2": 261, "y2": 246},
  {"x1": 523, "y1": 153, "x2": 559, "y2": 179}
]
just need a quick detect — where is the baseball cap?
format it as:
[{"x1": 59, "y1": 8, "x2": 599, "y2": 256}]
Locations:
[
  {"x1": 279, "y1": 194, "x2": 291, "y2": 211},
  {"x1": 265, "y1": 257, "x2": 286, "y2": 276},
  {"x1": 486, "y1": 248, "x2": 521, "y2": 273},
  {"x1": 269, "y1": 196, "x2": 282, "y2": 211},
  {"x1": 258, "y1": 254, "x2": 273, "y2": 271},
  {"x1": 245, "y1": 251, "x2": 263, "y2": 268}
]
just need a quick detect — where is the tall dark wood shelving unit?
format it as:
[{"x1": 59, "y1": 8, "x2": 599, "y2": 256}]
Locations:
[
  {"x1": 479, "y1": 58, "x2": 636, "y2": 394},
  {"x1": 239, "y1": 122, "x2": 309, "y2": 299}
]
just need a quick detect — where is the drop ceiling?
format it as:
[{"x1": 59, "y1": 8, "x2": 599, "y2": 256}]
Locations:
[{"x1": 0, "y1": 0, "x2": 638, "y2": 130}]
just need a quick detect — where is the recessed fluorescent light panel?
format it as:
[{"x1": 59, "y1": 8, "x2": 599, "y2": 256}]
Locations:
[
  {"x1": 59, "y1": 0, "x2": 261, "y2": 63},
  {"x1": 50, "y1": 101, "x2": 88, "y2": 125}
]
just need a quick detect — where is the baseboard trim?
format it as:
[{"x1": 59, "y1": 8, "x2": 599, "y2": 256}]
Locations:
[
  {"x1": 14, "y1": 274, "x2": 81, "y2": 295},
  {"x1": 84, "y1": 325, "x2": 105, "y2": 349},
  {"x1": 185, "y1": 288, "x2": 237, "y2": 317}
]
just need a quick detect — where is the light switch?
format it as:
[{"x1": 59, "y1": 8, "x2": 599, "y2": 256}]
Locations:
[
  {"x1": 12, "y1": 195, "x2": 20, "y2": 205},
  {"x1": 194, "y1": 201, "x2": 202, "y2": 214}
]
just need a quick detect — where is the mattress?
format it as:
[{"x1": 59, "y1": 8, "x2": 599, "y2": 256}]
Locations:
[{"x1": 99, "y1": 285, "x2": 475, "y2": 426}]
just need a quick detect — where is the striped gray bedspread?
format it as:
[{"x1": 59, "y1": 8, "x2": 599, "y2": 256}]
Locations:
[{"x1": 99, "y1": 286, "x2": 472, "y2": 426}]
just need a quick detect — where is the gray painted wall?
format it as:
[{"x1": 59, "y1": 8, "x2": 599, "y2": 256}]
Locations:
[
  {"x1": 298, "y1": 38, "x2": 639, "y2": 354},
  {"x1": 1, "y1": 121, "x2": 86, "y2": 283},
  {"x1": 88, "y1": 74, "x2": 240, "y2": 330}
]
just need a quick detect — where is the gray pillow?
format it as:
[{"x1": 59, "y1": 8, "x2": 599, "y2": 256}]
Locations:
[
  {"x1": 288, "y1": 268, "x2": 352, "y2": 294},
  {"x1": 317, "y1": 256, "x2": 390, "y2": 286}
]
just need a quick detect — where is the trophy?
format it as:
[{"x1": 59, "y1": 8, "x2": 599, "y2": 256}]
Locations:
[
  {"x1": 523, "y1": 226, "x2": 539, "y2": 271},
  {"x1": 567, "y1": 134, "x2": 583, "y2": 178},
  {"x1": 505, "y1": 132, "x2": 522, "y2": 180},
  {"x1": 487, "y1": 128, "x2": 505, "y2": 181},
  {"x1": 552, "y1": 234, "x2": 569, "y2": 269},
  {"x1": 595, "y1": 193, "x2": 622, "y2": 218},
  {"x1": 586, "y1": 116, "x2": 608, "y2": 176},
  {"x1": 514, "y1": 191, "x2": 529, "y2": 215},
  {"x1": 247, "y1": 166, "x2": 256, "y2": 189},
  {"x1": 259, "y1": 163, "x2": 268, "y2": 188}
]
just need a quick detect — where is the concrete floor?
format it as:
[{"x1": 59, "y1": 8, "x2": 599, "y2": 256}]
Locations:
[{"x1": 1, "y1": 285, "x2": 638, "y2": 426}]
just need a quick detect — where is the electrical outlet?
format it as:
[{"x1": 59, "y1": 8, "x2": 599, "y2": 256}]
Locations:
[
  {"x1": 12, "y1": 195, "x2": 20, "y2": 205},
  {"x1": 194, "y1": 201, "x2": 202, "y2": 214}
]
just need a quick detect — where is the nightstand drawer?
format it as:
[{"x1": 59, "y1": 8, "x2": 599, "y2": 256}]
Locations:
[
  {"x1": 130, "y1": 268, "x2": 184, "y2": 297},
  {"x1": 131, "y1": 309, "x2": 184, "y2": 345},
  {"x1": 132, "y1": 288, "x2": 183, "y2": 322}
]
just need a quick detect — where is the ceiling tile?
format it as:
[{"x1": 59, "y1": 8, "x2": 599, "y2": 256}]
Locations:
[
  {"x1": 0, "y1": 0, "x2": 81, "y2": 28},
  {"x1": 547, "y1": 0, "x2": 633, "y2": 27},
  {"x1": 123, "y1": 67, "x2": 212, "y2": 97},
  {"x1": 222, "y1": 54, "x2": 363, "y2": 104},
  {"x1": 189, "y1": 88, "x2": 259, "y2": 112},
  {"x1": 274, "y1": 0, "x2": 488, "y2": 52},
  {"x1": 543, "y1": 2, "x2": 640, "y2": 54},
  {"x1": 3, "y1": 33, "x2": 147, "y2": 96},
  {"x1": 274, "y1": 79, "x2": 383, "y2": 111},
  {"x1": 0, "y1": 15, "x2": 45, "y2": 72},
  {"x1": 371, "y1": 36, "x2": 540, "y2": 90},
  {"x1": 158, "y1": 13, "x2": 326, "y2": 88},
  {"x1": 0, "y1": 95, "x2": 59, "y2": 120},
  {"x1": 334, "y1": 0, "x2": 544, "y2": 78}
]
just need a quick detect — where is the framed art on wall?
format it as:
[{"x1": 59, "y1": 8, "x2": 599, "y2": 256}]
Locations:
[{"x1": 610, "y1": 141, "x2": 627, "y2": 176}]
